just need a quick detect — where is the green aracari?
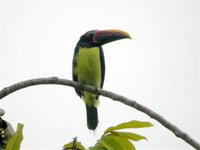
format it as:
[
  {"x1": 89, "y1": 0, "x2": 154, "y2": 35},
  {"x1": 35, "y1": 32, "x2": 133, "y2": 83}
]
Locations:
[{"x1": 72, "y1": 29, "x2": 131, "y2": 130}]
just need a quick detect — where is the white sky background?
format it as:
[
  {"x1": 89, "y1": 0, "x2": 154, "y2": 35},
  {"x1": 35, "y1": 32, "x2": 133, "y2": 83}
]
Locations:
[{"x1": 0, "y1": 0, "x2": 199, "y2": 149}]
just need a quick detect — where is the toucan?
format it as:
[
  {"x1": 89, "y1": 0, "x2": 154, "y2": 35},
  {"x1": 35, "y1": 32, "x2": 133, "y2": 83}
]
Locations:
[{"x1": 72, "y1": 29, "x2": 131, "y2": 130}]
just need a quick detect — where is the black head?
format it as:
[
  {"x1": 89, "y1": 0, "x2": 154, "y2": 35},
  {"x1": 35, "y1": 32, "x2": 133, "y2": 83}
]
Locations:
[{"x1": 78, "y1": 30, "x2": 99, "y2": 47}]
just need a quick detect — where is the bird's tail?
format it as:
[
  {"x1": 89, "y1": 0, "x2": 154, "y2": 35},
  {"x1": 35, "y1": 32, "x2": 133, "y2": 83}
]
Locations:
[{"x1": 86, "y1": 105, "x2": 98, "y2": 130}]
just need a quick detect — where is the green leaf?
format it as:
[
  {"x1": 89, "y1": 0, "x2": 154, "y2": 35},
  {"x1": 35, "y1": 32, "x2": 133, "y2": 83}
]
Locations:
[
  {"x1": 63, "y1": 141, "x2": 85, "y2": 150},
  {"x1": 98, "y1": 135, "x2": 123, "y2": 150},
  {"x1": 89, "y1": 144, "x2": 107, "y2": 150},
  {"x1": 6, "y1": 123, "x2": 24, "y2": 150},
  {"x1": 99, "y1": 135, "x2": 135, "y2": 150},
  {"x1": 104, "y1": 120, "x2": 153, "y2": 134},
  {"x1": 111, "y1": 131, "x2": 147, "y2": 141}
]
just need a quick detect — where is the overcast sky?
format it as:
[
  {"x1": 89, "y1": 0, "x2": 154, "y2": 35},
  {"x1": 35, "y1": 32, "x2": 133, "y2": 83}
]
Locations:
[{"x1": 0, "y1": 0, "x2": 199, "y2": 150}]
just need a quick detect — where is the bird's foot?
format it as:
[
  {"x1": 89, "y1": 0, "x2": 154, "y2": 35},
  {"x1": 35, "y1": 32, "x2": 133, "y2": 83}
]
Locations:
[
  {"x1": 78, "y1": 82, "x2": 84, "y2": 96},
  {"x1": 95, "y1": 87, "x2": 100, "y2": 94},
  {"x1": 94, "y1": 87, "x2": 101, "y2": 99}
]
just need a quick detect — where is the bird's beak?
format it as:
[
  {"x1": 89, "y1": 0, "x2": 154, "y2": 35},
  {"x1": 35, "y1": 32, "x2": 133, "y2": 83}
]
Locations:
[{"x1": 93, "y1": 29, "x2": 132, "y2": 45}]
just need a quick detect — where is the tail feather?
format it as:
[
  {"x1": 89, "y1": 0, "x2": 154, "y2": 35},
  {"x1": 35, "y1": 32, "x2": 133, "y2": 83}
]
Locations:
[{"x1": 86, "y1": 105, "x2": 98, "y2": 130}]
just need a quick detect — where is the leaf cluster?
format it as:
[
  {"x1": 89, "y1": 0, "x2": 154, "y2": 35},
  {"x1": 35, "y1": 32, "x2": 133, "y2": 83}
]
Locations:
[
  {"x1": 63, "y1": 120, "x2": 153, "y2": 150},
  {"x1": 0, "y1": 120, "x2": 152, "y2": 150},
  {"x1": 3, "y1": 123, "x2": 23, "y2": 150}
]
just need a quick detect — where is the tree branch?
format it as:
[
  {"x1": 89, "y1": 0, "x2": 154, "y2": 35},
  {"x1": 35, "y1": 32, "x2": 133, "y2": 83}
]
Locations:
[{"x1": 0, "y1": 77, "x2": 199, "y2": 149}]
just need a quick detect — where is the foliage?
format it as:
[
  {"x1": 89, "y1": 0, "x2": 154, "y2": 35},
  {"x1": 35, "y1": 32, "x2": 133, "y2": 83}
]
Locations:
[
  {"x1": 63, "y1": 120, "x2": 153, "y2": 150},
  {"x1": 63, "y1": 137, "x2": 86, "y2": 150},
  {"x1": 5, "y1": 123, "x2": 23, "y2": 150},
  {"x1": 0, "y1": 120, "x2": 152, "y2": 150}
]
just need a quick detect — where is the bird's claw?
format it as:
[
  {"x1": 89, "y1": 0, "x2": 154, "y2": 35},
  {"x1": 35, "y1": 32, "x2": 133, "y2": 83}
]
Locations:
[{"x1": 78, "y1": 83, "x2": 84, "y2": 96}]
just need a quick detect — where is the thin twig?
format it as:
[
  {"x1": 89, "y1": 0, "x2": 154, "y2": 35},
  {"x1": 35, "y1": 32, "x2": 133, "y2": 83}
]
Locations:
[{"x1": 0, "y1": 77, "x2": 199, "y2": 149}]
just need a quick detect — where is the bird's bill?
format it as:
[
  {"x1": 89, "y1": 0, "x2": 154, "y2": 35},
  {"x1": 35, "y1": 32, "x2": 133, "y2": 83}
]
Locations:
[{"x1": 93, "y1": 29, "x2": 131, "y2": 45}]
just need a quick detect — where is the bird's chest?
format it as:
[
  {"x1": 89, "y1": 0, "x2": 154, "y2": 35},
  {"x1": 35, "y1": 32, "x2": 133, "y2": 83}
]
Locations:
[{"x1": 76, "y1": 47, "x2": 101, "y2": 86}]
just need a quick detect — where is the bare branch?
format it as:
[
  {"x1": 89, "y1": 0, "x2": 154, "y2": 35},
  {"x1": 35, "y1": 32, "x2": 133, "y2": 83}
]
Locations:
[{"x1": 0, "y1": 77, "x2": 199, "y2": 149}]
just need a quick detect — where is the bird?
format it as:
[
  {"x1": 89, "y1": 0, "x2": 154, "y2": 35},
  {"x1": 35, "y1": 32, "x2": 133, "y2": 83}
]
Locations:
[{"x1": 72, "y1": 29, "x2": 131, "y2": 130}]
